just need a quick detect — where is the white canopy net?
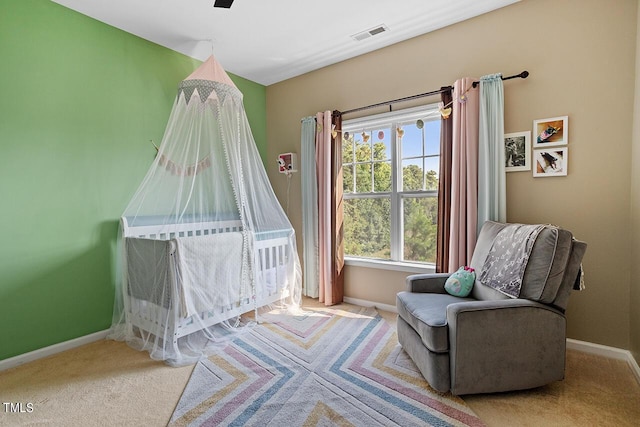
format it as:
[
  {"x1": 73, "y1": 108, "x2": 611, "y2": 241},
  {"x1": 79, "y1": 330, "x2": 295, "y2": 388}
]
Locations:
[{"x1": 108, "y1": 56, "x2": 302, "y2": 365}]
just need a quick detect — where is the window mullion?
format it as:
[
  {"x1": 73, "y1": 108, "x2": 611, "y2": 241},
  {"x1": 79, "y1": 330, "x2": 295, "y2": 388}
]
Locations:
[
  {"x1": 352, "y1": 137, "x2": 356, "y2": 192},
  {"x1": 422, "y1": 125, "x2": 426, "y2": 190},
  {"x1": 390, "y1": 122, "x2": 401, "y2": 261}
]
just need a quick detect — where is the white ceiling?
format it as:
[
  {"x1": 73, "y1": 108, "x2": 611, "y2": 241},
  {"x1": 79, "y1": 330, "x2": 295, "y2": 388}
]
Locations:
[{"x1": 51, "y1": 0, "x2": 519, "y2": 86}]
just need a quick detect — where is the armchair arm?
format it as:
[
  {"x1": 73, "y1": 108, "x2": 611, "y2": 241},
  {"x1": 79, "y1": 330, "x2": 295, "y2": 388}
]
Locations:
[
  {"x1": 405, "y1": 273, "x2": 451, "y2": 293},
  {"x1": 446, "y1": 299, "x2": 567, "y2": 395},
  {"x1": 447, "y1": 298, "x2": 564, "y2": 318}
]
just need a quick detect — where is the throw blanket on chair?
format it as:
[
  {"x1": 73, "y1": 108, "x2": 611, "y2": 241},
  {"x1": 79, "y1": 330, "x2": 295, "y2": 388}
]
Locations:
[
  {"x1": 479, "y1": 224, "x2": 545, "y2": 298},
  {"x1": 174, "y1": 232, "x2": 250, "y2": 317}
]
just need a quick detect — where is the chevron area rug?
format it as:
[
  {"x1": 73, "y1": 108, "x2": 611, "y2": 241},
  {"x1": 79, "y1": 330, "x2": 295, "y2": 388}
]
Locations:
[{"x1": 169, "y1": 304, "x2": 485, "y2": 427}]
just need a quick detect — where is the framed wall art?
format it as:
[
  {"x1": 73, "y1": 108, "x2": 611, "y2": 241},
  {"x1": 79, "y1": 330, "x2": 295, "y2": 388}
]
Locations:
[
  {"x1": 533, "y1": 116, "x2": 568, "y2": 148},
  {"x1": 504, "y1": 131, "x2": 531, "y2": 172},
  {"x1": 533, "y1": 147, "x2": 568, "y2": 177}
]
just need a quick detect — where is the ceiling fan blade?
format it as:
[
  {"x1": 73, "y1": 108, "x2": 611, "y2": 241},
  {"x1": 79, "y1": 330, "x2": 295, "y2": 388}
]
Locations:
[{"x1": 214, "y1": 0, "x2": 234, "y2": 8}]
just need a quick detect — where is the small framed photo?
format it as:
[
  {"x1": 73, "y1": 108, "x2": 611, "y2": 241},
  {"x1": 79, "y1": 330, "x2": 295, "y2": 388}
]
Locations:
[
  {"x1": 533, "y1": 147, "x2": 568, "y2": 177},
  {"x1": 533, "y1": 116, "x2": 568, "y2": 147},
  {"x1": 504, "y1": 131, "x2": 531, "y2": 172}
]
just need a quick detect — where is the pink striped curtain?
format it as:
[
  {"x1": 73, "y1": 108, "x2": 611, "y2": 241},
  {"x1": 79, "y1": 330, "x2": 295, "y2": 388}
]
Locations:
[
  {"x1": 316, "y1": 111, "x2": 344, "y2": 305},
  {"x1": 448, "y1": 78, "x2": 480, "y2": 271}
]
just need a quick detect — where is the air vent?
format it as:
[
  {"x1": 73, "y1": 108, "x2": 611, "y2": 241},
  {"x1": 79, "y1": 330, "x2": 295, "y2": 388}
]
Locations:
[{"x1": 351, "y1": 24, "x2": 389, "y2": 42}]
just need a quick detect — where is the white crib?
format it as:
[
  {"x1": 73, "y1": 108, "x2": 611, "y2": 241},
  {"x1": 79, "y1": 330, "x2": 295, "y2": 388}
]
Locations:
[{"x1": 120, "y1": 216, "x2": 292, "y2": 353}]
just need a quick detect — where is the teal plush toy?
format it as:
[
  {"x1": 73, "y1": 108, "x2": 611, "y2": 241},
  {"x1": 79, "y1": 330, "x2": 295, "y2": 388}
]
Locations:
[{"x1": 444, "y1": 266, "x2": 476, "y2": 297}]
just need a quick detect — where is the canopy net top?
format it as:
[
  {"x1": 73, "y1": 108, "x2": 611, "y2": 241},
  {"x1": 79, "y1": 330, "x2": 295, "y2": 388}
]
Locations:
[{"x1": 109, "y1": 56, "x2": 302, "y2": 365}]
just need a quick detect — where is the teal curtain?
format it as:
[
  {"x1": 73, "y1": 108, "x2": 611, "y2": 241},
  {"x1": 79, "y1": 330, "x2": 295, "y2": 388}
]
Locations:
[
  {"x1": 478, "y1": 74, "x2": 506, "y2": 233},
  {"x1": 301, "y1": 117, "x2": 319, "y2": 297}
]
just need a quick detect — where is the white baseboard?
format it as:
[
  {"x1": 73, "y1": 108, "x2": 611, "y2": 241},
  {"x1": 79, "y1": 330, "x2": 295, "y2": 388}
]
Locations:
[
  {"x1": 344, "y1": 296, "x2": 398, "y2": 314},
  {"x1": 0, "y1": 329, "x2": 110, "y2": 372}
]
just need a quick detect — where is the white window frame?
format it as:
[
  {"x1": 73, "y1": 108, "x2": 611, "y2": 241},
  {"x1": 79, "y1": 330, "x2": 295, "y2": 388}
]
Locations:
[{"x1": 342, "y1": 104, "x2": 440, "y2": 273}]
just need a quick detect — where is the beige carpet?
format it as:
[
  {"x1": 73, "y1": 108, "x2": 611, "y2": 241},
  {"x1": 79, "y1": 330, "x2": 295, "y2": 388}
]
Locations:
[
  {"x1": 1, "y1": 338, "x2": 192, "y2": 426},
  {"x1": 1, "y1": 299, "x2": 639, "y2": 426}
]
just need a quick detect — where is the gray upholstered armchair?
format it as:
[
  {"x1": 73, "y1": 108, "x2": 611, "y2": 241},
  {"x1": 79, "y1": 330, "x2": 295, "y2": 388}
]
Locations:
[{"x1": 396, "y1": 221, "x2": 587, "y2": 395}]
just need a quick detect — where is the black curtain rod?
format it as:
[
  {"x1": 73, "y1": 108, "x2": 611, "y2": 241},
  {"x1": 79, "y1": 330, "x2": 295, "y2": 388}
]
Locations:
[
  {"x1": 339, "y1": 87, "x2": 452, "y2": 116},
  {"x1": 338, "y1": 71, "x2": 529, "y2": 117},
  {"x1": 471, "y1": 70, "x2": 529, "y2": 88}
]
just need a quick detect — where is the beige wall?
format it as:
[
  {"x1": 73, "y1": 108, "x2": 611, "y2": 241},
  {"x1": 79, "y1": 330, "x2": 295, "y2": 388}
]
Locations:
[
  {"x1": 266, "y1": 0, "x2": 638, "y2": 350},
  {"x1": 631, "y1": 0, "x2": 640, "y2": 362}
]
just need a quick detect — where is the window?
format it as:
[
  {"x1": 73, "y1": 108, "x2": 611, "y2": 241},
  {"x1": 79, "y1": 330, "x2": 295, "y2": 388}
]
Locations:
[{"x1": 342, "y1": 105, "x2": 440, "y2": 266}]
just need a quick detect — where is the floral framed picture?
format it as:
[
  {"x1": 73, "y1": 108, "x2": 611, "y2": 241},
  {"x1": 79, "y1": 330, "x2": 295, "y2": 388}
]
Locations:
[
  {"x1": 533, "y1": 147, "x2": 568, "y2": 177},
  {"x1": 504, "y1": 131, "x2": 531, "y2": 172},
  {"x1": 533, "y1": 116, "x2": 568, "y2": 148}
]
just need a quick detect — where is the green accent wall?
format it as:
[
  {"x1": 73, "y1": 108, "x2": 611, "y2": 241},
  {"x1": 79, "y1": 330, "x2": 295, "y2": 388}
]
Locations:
[{"x1": 0, "y1": 0, "x2": 267, "y2": 360}]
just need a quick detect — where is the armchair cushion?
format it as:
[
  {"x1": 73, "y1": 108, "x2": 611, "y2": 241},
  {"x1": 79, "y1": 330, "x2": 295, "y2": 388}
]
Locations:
[
  {"x1": 397, "y1": 291, "x2": 474, "y2": 353},
  {"x1": 519, "y1": 226, "x2": 573, "y2": 303},
  {"x1": 478, "y1": 224, "x2": 545, "y2": 298},
  {"x1": 470, "y1": 221, "x2": 574, "y2": 304}
]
